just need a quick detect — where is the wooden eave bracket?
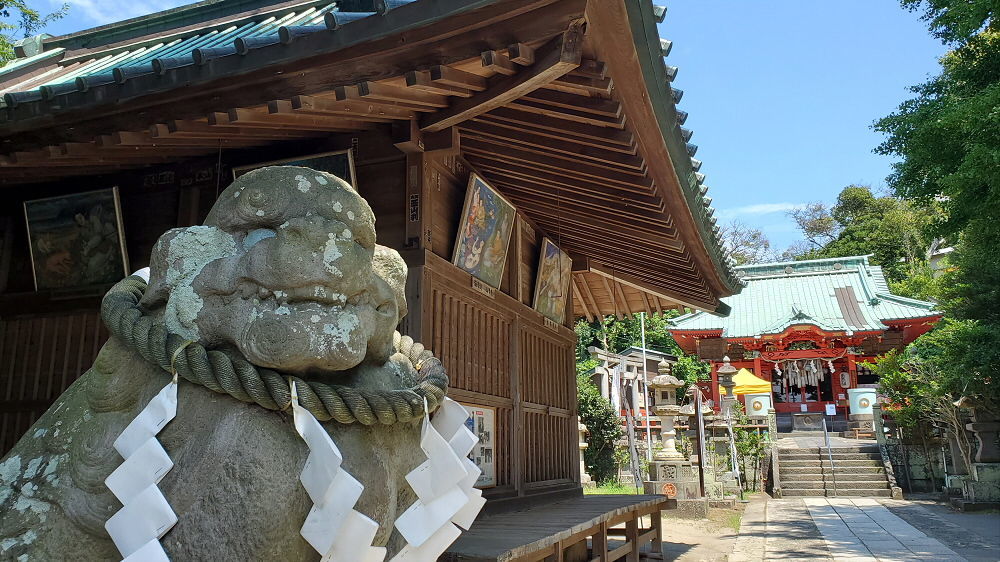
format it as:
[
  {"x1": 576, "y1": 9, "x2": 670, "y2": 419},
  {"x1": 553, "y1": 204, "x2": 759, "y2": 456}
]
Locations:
[
  {"x1": 419, "y1": 21, "x2": 584, "y2": 133},
  {"x1": 587, "y1": 263, "x2": 722, "y2": 315}
]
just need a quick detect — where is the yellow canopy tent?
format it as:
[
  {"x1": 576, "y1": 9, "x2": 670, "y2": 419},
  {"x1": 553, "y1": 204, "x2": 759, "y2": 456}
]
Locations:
[{"x1": 720, "y1": 368, "x2": 771, "y2": 396}]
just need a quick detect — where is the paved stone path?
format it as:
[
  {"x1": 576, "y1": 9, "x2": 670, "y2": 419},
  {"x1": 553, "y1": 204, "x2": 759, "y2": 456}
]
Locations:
[
  {"x1": 803, "y1": 497, "x2": 962, "y2": 561},
  {"x1": 731, "y1": 497, "x2": 967, "y2": 561}
]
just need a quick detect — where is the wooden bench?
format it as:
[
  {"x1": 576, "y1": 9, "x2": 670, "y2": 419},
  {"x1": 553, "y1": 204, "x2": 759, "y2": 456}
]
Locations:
[
  {"x1": 847, "y1": 428, "x2": 874, "y2": 440},
  {"x1": 442, "y1": 494, "x2": 674, "y2": 562}
]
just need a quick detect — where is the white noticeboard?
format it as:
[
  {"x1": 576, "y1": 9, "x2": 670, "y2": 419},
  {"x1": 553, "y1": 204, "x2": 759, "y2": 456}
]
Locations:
[
  {"x1": 825, "y1": 403, "x2": 837, "y2": 416},
  {"x1": 462, "y1": 403, "x2": 496, "y2": 488}
]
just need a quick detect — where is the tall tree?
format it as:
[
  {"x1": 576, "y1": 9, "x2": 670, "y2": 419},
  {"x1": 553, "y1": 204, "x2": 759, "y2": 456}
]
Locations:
[
  {"x1": 787, "y1": 202, "x2": 838, "y2": 249},
  {"x1": 786, "y1": 185, "x2": 936, "y2": 283},
  {"x1": 875, "y1": 0, "x2": 998, "y2": 324},
  {"x1": 0, "y1": 1, "x2": 69, "y2": 64},
  {"x1": 869, "y1": 0, "x2": 998, "y2": 418},
  {"x1": 719, "y1": 220, "x2": 777, "y2": 265}
]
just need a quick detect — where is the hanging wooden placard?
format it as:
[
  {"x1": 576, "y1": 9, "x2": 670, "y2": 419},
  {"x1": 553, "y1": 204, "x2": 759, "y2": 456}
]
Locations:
[{"x1": 471, "y1": 276, "x2": 496, "y2": 298}]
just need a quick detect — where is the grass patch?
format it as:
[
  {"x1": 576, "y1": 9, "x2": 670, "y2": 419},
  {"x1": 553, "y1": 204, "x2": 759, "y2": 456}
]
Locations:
[
  {"x1": 725, "y1": 512, "x2": 742, "y2": 532},
  {"x1": 584, "y1": 482, "x2": 642, "y2": 495}
]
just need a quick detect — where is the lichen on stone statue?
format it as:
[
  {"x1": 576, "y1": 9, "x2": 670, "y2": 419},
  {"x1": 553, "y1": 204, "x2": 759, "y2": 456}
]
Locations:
[{"x1": 0, "y1": 166, "x2": 448, "y2": 560}]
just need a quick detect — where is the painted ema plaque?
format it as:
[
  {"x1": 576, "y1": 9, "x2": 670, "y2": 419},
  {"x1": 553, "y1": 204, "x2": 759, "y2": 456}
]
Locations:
[{"x1": 461, "y1": 403, "x2": 496, "y2": 488}]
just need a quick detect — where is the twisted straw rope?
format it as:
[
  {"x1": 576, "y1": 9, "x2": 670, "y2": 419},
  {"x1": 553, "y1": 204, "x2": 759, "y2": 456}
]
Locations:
[{"x1": 101, "y1": 275, "x2": 447, "y2": 424}]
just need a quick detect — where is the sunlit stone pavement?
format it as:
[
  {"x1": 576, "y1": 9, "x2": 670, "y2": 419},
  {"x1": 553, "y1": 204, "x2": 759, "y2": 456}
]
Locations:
[{"x1": 730, "y1": 496, "x2": 1000, "y2": 562}]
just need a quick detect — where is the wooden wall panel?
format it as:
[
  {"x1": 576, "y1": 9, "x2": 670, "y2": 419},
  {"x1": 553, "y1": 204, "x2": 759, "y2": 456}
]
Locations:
[
  {"x1": 421, "y1": 251, "x2": 578, "y2": 498},
  {"x1": 523, "y1": 412, "x2": 575, "y2": 484},
  {"x1": 0, "y1": 310, "x2": 107, "y2": 455},
  {"x1": 427, "y1": 269, "x2": 512, "y2": 399},
  {"x1": 520, "y1": 326, "x2": 574, "y2": 410}
]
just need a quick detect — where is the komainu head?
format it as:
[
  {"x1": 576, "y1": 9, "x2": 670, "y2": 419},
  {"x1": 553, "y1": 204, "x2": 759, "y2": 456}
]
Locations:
[{"x1": 141, "y1": 166, "x2": 406, "y2": 375}]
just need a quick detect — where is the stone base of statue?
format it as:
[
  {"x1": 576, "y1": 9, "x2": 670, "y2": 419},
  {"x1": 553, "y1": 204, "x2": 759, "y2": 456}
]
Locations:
[
  {"x1": 961, "y1": 463, "x2": 1000, "y2": 504},
  {"x1": 644, "y1": 460, "x2": 699, "y2": 499}
]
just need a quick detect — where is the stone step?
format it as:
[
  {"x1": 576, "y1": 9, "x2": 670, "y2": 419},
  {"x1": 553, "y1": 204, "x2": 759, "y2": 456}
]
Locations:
[
  {"x1": 780, "y1": 459, "x2": 883, "y2": 468},
  {"x1": 779, "y1": 452, "x2": 881, "y2": 461},
  {"x1": 778, "y1": 447, "x2": 880, "y2": 455},
  {"x1": 781, "y1": 488, "x2": 892, "y2": 498},
  {"x1": 781, "y1": 480, "x2": 889, "y2": 490},
  {"x1": 781, "y1": 465, "x2": 885, "y2": 475},
  {"x1": 781, "y1": 472, "x2": 885, "y2": 482}
]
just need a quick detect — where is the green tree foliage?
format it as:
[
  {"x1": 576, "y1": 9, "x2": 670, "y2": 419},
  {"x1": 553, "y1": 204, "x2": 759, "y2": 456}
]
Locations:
[
  {"x1": 875, "y1": 1, "x2": 998, "y2": 324},
  {"x1": 574, "y1": 312, "x2": 682, "y2": 360},
  {"x1": 871, "y1": 2, "x2": 998, "y2": 425},
  {"x1": 0, "y1": 1, "x2": 68, "y2": 64},
  {"x1": 900, "y1": 0, "x2": 995, "y2": 45},
  {"x1": 577, "y1": 370, "x2": 623, "y2": 484},
  {"x1": 874, "y1": 320, "x2": 1000, "y2": 420},
  {"x1": 870, "y1": 319, "x2": 998, "y2": 472},
  {"x1": 788, "y1": 185, "x2": 937, "y2": 284},
  {"x1": 574, "y1": 312, "x2": 710, "y2": 391}
]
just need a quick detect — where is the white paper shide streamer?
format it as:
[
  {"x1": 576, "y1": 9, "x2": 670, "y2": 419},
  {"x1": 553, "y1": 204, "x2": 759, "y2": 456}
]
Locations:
[
  {"x1": 291, "y1": 383, "x2": 387, "y2": 562},
  {"x1": 391, "y1": 397, "x2": 486, "y2": 561},
  {"x1": 104, "y1": 374, "x2": 179, "y2": 562}
]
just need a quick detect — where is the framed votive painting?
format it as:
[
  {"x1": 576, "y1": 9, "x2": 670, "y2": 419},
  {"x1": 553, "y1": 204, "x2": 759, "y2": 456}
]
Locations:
[
  {"x1": 232, "y1": 148, "x2": 357, "y2": 188},
  {"x1": 533, "y1": 237, "x2": 572, "y2": 324},
  {"x1": 24, "y1": 187, "x2": 129, "y2": 291},
  {"x1": 452, "y1": 173, "x2": 516, "y2": 288}
]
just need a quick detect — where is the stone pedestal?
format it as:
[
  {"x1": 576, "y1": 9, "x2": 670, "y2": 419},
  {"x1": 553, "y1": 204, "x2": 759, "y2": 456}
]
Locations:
[
  {"x1": 848, "y1": 413, "x2": 874, "y2": 431},
  {"x1": 791, "y1": 412, "x2": 824, "y2": 431},
  {"x1": 643, "y1": 460, "x2": 700, "y2": 499}
]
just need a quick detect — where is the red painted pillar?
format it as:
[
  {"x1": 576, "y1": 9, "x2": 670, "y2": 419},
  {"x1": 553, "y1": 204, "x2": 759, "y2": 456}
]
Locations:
[
  {"x1": 711, "y1": 362, "x2": 720, "y2": 410},
  {"x1": 847, "y1": 353, "x2": 857, "y2": 387}
]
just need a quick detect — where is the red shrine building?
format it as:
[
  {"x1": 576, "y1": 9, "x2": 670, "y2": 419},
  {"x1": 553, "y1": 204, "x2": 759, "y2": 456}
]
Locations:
[{"x1": 669, "y1": 256, "x2": 941, "y2": 415}]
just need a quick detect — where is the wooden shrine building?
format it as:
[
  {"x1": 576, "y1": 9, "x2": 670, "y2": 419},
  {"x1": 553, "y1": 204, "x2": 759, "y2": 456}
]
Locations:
[
  {"x1": 670, "y1": 256, "x2": 941, "y2": 417},
  {"x1": 0, "y1": 0, "x2": 741, "y2": 519}
]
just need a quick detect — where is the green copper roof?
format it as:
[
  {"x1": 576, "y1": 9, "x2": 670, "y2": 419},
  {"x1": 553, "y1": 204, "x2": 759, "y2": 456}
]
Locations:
[{"x1": 670, "y1": 256, "x2": 939, "y2": 338}]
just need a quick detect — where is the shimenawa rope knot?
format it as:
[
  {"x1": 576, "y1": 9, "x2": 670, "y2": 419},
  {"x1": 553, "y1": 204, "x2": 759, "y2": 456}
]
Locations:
[{"x1": 100, "y1": 275, "x2": 448, "y2": 425}]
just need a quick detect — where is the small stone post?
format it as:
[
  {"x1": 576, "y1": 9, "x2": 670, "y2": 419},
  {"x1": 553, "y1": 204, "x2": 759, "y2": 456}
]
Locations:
[{"x1": 872, "y1": 403, "x2": 887, "y2": 446}]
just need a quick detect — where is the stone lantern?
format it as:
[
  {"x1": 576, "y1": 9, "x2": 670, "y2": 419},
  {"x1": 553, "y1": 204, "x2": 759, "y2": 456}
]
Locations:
[
  {"x1": 643, "y1": 364, "x2": 699, "y2": 498},
  {"x1": 717, "y1": 356, "x2": 738, "y2": 418},
  {"x1": 649, "y1": 360, "x2": 684, "y2": 461}
]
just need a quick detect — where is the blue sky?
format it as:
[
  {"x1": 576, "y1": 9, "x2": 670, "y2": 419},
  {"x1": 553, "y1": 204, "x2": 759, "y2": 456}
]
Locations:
[
  {"x1": 34, "y1": 1, "x2": 946, "y2": 250},
  {"x1": 659, "y1": 1, "x2": 946, "y2": 249}
]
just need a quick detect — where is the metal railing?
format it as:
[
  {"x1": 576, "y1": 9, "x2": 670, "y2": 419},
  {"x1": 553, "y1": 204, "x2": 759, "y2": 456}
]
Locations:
[{"x1": 822, "y1": 418, "x2": 839, "y2": 497}]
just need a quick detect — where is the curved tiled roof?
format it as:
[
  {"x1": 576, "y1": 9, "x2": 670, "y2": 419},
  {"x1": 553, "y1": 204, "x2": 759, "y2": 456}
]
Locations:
[
  {"x1": 0, "y1": 0, "x2": 742, "y2": 305},
  {"x1": 670, "y1": 256, "x2": 939, "y2": 338},
  {"x1": 0, "y1": 1, "x2": 377, "y2": 107}
]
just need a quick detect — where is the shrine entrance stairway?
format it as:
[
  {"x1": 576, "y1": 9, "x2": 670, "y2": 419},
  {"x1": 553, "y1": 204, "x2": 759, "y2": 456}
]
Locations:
[{"x1": 778, "y1": 444, "x2": 893, "y2": 498}]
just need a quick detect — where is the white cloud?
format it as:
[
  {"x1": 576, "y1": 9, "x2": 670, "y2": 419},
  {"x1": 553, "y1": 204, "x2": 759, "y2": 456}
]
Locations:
[{"x1": 717, "y1": 202, "x2": 806, "y2": 219}]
